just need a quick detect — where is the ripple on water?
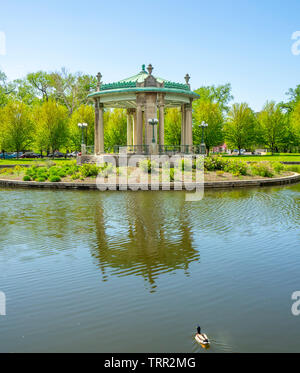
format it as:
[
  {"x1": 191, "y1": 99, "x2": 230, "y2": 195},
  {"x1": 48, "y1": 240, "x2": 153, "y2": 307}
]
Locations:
[{"x1": 0, "y1": 185, "x2": 300, "y2": 352}]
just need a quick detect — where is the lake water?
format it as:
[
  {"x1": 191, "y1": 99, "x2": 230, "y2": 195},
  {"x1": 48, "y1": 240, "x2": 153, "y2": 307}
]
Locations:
[{"x1": 0, "y1": 184, "x2": 299, "y2": 353}]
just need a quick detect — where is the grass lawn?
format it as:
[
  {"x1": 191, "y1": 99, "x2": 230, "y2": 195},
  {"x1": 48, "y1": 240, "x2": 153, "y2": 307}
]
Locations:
[
  {"x1": 0, "y1": 158, "x2": 74, "y2": 165},
  {"x1": 221, "y1": 153, "x2": 300, "y2": 162}
]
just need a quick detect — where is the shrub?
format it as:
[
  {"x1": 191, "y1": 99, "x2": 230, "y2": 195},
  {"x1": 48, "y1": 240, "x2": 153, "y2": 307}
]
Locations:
[
  {"x1": 170, "y1": 168, "x2": 175, "y2": 181},
  {"x1": 284, "y1": 165, "x2": 300, "y2": 173},
  {"x1": 204, "y1": 155, "x2": 228, "y2": 171},
  {"x1": 251, "y1": 162, "x2": 274, "y2": 177},
  {"x1": 71, "y1": 173, "x2": 80, "y2": 180},
  {"x1": 216, "y1": 170, "x2": 224, "y2": 176},
  {"x1": 80, "y1": 164, "x2": 99, "y2": 178},
  {"x1": 58, "y1": 169, "x2": 67, "y2": 178},
  {"x1": 36, "y1": 177, "x2": 46, "y2": 182},
  {"x1": 14, "y1": 165, "x2": 22, "y2": 175},
  {"x1": 140, "y1": 159, "x2": 157, "y2": 173},
  {"x1": 272, "y1": 162, "x2": 284, "y2": 174},
  {"x1": 224, "y1": 159, "x2": 249, "y2": 176},
  {"x1": 23, "y1": 175, "x2": 31, "y2": 181},
  {"x1": 49, "y1": 175, "x2": 61, "y2": 182}
]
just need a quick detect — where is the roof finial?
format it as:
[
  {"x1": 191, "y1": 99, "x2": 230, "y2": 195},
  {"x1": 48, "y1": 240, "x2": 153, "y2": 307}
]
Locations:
[
  {"x1": 147, "y1": 64, "x2": 153, "y2": 75},
  {"x1": 141, "y1": 64, "x2": 146, "y2": 72},
  {"x1": 184, "y1": 73, "x2": 190, "y2": 85},
  {"x1": 96, "y1": 72, "x2": 102, "y2": 91}
]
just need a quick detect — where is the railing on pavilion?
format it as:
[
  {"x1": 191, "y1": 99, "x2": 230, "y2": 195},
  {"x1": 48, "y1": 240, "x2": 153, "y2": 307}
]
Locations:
[
  {"x1": 112, "y1": 145, "x2": 205, "y2": 155},
  {"x1": 81, "y1": 145, "x2": 205, "y2": 155}
]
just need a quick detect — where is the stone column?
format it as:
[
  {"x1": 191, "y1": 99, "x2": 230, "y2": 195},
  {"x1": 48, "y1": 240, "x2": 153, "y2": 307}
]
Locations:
[
  {"x1": 94, "y1": 98, "x2": 100, "y2": 154},
  {"x1": 185, "y1": 103, "x2": 193, "y2": 152},
  {"x1": 181, "y1": 104, "x2": 186, "y2": 151},
  {"x1": 144, "y1": 93, "x2": 158, "y2": 146},
  {"x1": 133, "y1": 110, "x2": 137, "y2": 146},
  {"x1": 98, "y1": 103, "x2": 104, "y2": 153},
  {"x1": 127, "y1": 109, "x2": 133, "y2": 146},
  {"x1": 136, "y1": 104, "x2": 143, "y2": 152},
  {"x1": 158, "y1": 97, "x2": 165, "y2": 147},
  {"x1": 142, "y1": 110, "x2": 147, "y2": 146}
]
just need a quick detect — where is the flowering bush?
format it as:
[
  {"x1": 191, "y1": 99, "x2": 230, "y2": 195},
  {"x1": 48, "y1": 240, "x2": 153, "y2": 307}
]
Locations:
[
  {"x1": 224, "y1": 159, "x2": 249, "y2": 176},
  {"x1": 251, "y1": 161, "x2": 274, "y2": 177},
  {"x1": 204, "y1": 156, "x2": 227, "y2": 171}
]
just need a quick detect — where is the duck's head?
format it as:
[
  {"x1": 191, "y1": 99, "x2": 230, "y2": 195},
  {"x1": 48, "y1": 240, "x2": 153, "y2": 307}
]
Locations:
[{"x1": 197, "y1": 325, "x2": 201, "y2": 334}]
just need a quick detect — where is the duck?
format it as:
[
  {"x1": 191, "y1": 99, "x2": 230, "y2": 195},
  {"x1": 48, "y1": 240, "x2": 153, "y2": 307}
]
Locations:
[{"x1": 195, "y1": 325, "x2": 210, "y2": 347}]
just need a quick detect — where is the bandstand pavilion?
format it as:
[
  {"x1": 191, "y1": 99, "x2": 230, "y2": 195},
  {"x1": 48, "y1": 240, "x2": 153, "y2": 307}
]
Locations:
[{"x1": 87, "y1": 64, "x2": 200, "y2": 154}]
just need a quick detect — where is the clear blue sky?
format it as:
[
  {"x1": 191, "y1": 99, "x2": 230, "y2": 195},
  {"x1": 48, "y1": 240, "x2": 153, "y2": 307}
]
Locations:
[{"x1": 0, "y1": 0, "x2": 300, "y2": 110}]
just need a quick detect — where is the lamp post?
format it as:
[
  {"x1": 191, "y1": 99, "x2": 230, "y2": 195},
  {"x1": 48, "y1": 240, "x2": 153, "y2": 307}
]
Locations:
[
  {"x1": 199, "y1": 121, "x2": 208, "y2": 154},
  {"x1": 78, "y1": 123, "x2": 88, "y2": 154},
  {"x1": 78, "y1": 123, "x2": 88, "y2": 145},
  {"x1": 148, "y1": 118, "x2": 158, "y2": 144}
]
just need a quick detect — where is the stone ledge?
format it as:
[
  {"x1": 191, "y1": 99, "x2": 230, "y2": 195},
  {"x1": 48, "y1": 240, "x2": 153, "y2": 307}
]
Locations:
[{"x1": 0, "y1": 173, "x2": 299, "y2": 190}]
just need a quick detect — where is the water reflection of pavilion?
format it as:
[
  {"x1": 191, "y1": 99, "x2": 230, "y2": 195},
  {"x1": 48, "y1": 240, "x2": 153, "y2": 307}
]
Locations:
[{"x1": 90, "y1": 193, "x2": 200, "y2": 292}]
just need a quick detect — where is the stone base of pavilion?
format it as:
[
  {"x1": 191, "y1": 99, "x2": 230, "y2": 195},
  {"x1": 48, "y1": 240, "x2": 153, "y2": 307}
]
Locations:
[{"x1": 77, "y1": 151, "x2": 203, "y2": 168}]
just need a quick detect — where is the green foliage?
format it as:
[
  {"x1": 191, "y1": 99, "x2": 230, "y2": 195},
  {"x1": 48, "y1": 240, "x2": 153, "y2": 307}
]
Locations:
[
  {"x1": 283, "y1": 164, "x2": 300, "y2": 173},
  {"x1": 204, "y1": 155, "x2": 227, "y2": 171},
  {"x1": 23, "y1": 175, "x2": 31, "y2": 181},
  {"x1": 33, "y1": 99, "x2": 68, "y2": 153},
  {"x1": 170, "y1": 168, "x2": 175, "y2": 181},
  {"x1": 224, "y1": 159, "x2": 249, "y2": 176},
  {"x1": 139, "y1": 159, "x2": 157, "y2": 173},
  {"x1": 68, "y1": 104, "x2": 94, "y2": 150},
  {"x1": 36, "y1": 177, "x2": 47, "y2": 182},
  {"x1": 0, "y1": 100, "x2": 34, "y2": 153},
  {"x1": 104, "y1": 109, "x2": 127, "y2": 152},
  {"x1": 193, "y1": 100, "x2": 224, "y2": 153},
  {"x1": 251, "y1": 161, "x2": 274, "y2": 177},
  {"x1": 257, "y1": 102, "x2": 287, "y2": 154},
  {"x1": 223, "y1": 103, "x2": 257, "y2": 153},
  {"x1": 49, "y1": 175, "x2": 61, "y2": 182},
  {"x1": 194, "y1": 83, "x2": 233, "y2": 112},
  {"x1": 271, "y1": 161, "x2": 284, "y2": 174},
  {"x1": 178, "y1": 158, "x2": 193, "y2": 171},
  {"x1": 80, "y1": 164, "x2": 100, "y2": 178},
  {"x1": 164, "y1": 108, "x2": 181, "y2": 146}
]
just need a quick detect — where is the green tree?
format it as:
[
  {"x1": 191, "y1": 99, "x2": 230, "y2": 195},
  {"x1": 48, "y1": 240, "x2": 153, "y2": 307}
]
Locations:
[
  {"x1": 0, "y1": 71, "x2": 15, "y2": 107},
  {"x1": 193, "y1": 100, "x2": 224, "y2": 154},
  {"x1": 50, "y1": 68, "x2": 96, "y2": 115},
  {"x1": 33, "y1": 100, "x2": 69, "y2": 154},
  {"x1": 224, "y1": 103, "x2": 256, "y2": 154},
  {"x1": 258, "y1": 102, "x2": 287, "y2": 154},
  {"x1": 69, "y1": 104, "x2": 95, "y2": 151},
  {"x1": 194, "y1": 83, "x2": 233, "y2": 112},
  {"x1": 27, "y1": 71, "x2": 53, "y2": 102},
  {"x1": 164, "y1": 108, "x2": 181, "y2": 146},
  {"x1": 104, "y1": 109, "x2": 127, "y2": 152},
  {"x1": 1, "y1": 100, "x2": 34, "y2": 155},
  {"x1": 288, "y1": 100, "x2": 300, "y2": 149}
]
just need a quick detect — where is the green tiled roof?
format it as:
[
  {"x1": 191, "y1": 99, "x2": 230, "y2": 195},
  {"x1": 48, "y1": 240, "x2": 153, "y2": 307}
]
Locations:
[{"x1": 99, "y1": 65, "x2": 190, "y2": 92}]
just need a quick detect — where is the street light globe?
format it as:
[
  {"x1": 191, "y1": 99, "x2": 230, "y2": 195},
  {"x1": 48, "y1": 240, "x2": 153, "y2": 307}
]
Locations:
[{"x1": 148, "y1": 118, "x2": 158, "y2": 125}]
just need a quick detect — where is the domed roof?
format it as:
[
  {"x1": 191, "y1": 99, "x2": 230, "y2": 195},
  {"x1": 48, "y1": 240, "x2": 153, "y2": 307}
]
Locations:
[
  {"x1": 118, "y1": 64, "x2": 164, "y2": 84},
  {"x1": 87, "y1": 64, "x2": 199, "y2": 107}
]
